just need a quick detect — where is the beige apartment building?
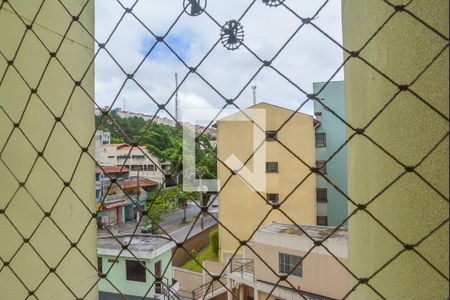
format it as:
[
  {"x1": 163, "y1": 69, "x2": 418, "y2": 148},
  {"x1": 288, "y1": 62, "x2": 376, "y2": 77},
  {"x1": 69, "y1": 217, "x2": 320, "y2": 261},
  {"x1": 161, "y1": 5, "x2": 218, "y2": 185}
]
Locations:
[
  {"x1": 228, "y1": 223, "x2": 348, "y2": 300},
  {"x1": 190, "y1": 223, "x2": 348, "y2": 300},
  {"x1": 217, "y1": 102, "x2": 318, "y2": 261}
]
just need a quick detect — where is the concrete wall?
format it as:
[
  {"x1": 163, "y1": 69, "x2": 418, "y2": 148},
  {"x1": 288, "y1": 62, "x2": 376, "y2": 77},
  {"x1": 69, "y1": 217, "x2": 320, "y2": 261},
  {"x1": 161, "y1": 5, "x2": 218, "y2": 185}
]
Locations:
[
  {"x1": 173, "y1": 267, "x2": 203, "y2": 298},
  {"x1": 217, "y1": 102, "x2": 316, "y2": 260},
  {"x1": 247, "y1": 241, "x2": 348, "y2": 299},
  {"x1": 343, "y1": 1, "x2": 449, "y2": 299},
  {"x1": 313, "y1": 81, "x2": 348, "y2": 226},
  {"x1": 203, "y1": 260, "x2": 226, "y2": 282},
  {"x1": 98, "y1": 250, "x2": 173, "y2": 298},
  {"x1": 172, "y1": 224, "x2": 217, "y2": 267},
  {"x1": 0, "y1": 1, "x2": 97, "y2": 299}
]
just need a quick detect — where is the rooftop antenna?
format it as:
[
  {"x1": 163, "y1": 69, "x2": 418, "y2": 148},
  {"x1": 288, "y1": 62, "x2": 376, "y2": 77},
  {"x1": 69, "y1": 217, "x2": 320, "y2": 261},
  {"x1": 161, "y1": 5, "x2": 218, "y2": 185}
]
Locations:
[
  {"x1": 175, "y1": 73, "x2": 180, "y2": 121},
  {"x1": 252, "y1": 85, "x2": 257, "y2": 105}
]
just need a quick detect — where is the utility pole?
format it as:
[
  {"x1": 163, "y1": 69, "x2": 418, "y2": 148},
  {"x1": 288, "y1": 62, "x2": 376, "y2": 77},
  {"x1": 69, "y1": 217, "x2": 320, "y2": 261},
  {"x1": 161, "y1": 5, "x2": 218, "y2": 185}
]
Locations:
[
  {"x1": 123, "y1": 98, "x2": 126, "y2": 112},
  {"x1": 175, "y1": 73, "x2": 180, "y2": 121},
  {"x1": 251, "y1": 85, "x2": 257, "y2": 105}
]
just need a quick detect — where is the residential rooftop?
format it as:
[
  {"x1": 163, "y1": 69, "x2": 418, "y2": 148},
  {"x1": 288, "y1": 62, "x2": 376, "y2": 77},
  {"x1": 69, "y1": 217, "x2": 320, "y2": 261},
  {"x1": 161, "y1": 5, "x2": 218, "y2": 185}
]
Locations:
[
  {"x1": 97, "y1": 235, "x2": 175, "y2": 260},
  {"x1": 258, "y1": 222, "x2": 348, "y2": 242}
]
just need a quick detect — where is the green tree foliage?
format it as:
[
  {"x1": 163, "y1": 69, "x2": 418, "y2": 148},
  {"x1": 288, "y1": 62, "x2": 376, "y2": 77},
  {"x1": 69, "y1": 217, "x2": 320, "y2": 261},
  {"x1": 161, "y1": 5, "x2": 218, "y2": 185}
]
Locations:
[
  {"x1": 209, "y1": 228, "x2": 219, "y2": 256},
  {"x1": 95, "y1": 113, "x2": 146, "y2": 142},
  {"x1": 146, "y1": 187, "x2": 199, "y2": 223},
  {"x1": 147, "y1": 187, "x2": 198, "y2": 208}
]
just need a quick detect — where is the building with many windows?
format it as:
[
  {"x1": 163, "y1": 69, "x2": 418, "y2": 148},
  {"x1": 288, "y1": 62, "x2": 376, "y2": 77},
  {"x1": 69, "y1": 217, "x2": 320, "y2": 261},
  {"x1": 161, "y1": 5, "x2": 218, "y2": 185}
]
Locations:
[
  {"x1": 313, "y1": 81, "x2": 348, "y2": 226},
  {"x1": 217, "y1": 102, "x2": 318, "y2": 261},
  {"x1": 97, "y1": 235, "x2": 178, "y2": 300},
  {"x1": 96, "y1": 143, "x2": 164, "y2": 185}
]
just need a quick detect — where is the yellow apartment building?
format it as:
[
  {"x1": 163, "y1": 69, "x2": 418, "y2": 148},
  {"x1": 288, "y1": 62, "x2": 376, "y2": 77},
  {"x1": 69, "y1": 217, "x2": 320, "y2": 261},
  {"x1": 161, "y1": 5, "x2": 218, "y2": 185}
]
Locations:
[{"x1": 217, "y1": 102, "x2": 317, "y2": 261}]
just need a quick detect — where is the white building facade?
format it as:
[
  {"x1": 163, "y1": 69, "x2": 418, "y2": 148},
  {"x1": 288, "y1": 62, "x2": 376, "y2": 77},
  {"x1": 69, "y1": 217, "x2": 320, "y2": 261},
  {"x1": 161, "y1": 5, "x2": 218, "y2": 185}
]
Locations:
[{"x1": 96, "y1": 143, "x2": 164, "y2": 184}]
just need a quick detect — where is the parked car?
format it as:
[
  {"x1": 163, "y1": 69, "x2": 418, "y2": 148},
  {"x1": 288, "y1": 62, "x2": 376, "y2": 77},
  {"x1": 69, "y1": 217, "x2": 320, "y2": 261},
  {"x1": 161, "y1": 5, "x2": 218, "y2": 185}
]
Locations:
[
  {"x1": 208, "y1": 194, "x2": 219, "y2": 214},
  {"x1": 141, "y1": 220, "x2": 157, "y2": 234}
]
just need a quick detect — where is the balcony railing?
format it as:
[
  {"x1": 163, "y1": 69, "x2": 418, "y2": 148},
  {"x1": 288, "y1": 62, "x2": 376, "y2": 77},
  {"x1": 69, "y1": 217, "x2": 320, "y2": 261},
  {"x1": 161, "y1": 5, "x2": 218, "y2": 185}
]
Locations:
[
  {"x1": 191, "y1": 275, "x2": 227, "y2": 300},
  {"x1": 231, "y1": 258, "x2": 255, "y2": 280}
]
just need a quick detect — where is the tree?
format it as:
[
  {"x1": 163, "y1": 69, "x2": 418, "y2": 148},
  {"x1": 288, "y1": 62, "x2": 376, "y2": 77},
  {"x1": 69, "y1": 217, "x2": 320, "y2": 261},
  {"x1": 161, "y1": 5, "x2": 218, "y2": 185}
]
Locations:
[
  {"x1": 209, "y1": 228, "x2": 219, "y2": 256},
  {"x1": 146, "y1": 187, "x2": 199, "y2": 223}
]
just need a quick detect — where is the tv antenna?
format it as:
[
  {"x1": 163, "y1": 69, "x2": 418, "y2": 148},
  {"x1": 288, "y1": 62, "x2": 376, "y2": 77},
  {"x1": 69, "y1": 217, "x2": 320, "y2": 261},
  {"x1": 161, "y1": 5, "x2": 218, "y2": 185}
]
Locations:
[{"x1": 252, "y1": 85, "x2": 257, "y2": 105}]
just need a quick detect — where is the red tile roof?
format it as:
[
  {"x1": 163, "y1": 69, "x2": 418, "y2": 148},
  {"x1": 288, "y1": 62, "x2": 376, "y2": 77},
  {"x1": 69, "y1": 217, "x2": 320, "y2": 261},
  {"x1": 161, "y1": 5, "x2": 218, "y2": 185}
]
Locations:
[
  {"x1": 123, "y1": 179, "x2": 158, "y2": 188},
  {"x1": 100, "y1": 166, "x2": 129, "y2": 174},
  {"x1": 117, "y1": 145, "x2": 147, "y2": 152},
  {"x1": 104, "y1": 200, "x2": 128, "y2": 210},
  {"x1": 104, "y1": 143, "x2": 127, "y2": 147}
]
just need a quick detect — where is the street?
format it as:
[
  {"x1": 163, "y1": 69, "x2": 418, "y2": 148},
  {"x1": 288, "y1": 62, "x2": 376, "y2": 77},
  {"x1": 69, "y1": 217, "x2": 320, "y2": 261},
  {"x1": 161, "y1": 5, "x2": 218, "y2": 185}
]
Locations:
[{"x1": 98, "y1": 201, "x2": 218, "y2": 239}]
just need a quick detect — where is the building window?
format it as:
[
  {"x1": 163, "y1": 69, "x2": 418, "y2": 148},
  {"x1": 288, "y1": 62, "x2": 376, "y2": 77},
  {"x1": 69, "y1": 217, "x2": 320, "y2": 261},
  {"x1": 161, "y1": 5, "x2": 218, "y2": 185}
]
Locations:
[
  {"x1": 314, "y1": 112, "x2": 322, "y2": 117},
  {"x1": 279, "y1": 253, "x2": 302, "y2": 277},
  {"x1": 155, "y1": 260, "x2": 162, "y2": 294},
  {"x1": 107, "y1": 156, "x2": 115, "y2": 159},
  {"x1": 98, "y1": 257, "x2": 103, "y2": 274},
  {"x1": 126, "y1": 260, "x2": 146, "y2": 282},
  {"x1": 266, "y1": 162, "x2": 279, "y2": 173},
  {"x1": 317, "y1": 216, "x2": 328, "y2": 226},
  {"x1": 316, "y1": 160, "x2": 328, "y2": 175},
  {"x1": 266, "y1": 131, "x2": 277, "y2": 141},
  {"x1": 130, "y1": 165, "x2": 144, "y2": 171},
  {"x1": 267, "y1": 193, "x2": 279, "y2": 204},
  {"x1": 316, "y1": 188, "x2": 328, "y2": 203},
  {"x1": 315, "y1": 133, "x2": 327, "y2": 147},
  {"x1": 132, "y1": 155, "x2": 145, "y2": 159}
]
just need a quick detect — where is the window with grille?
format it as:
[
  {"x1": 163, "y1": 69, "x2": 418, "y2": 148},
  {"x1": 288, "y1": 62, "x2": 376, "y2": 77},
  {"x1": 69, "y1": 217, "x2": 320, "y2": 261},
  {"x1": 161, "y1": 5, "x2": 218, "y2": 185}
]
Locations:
[
  {"x1": 130, "y1": 165, "x2": 144, "y2": 171},
  {"x1": 315, "y1": 133, "x2": 327, "y2": 147},
  {"x1": 316, "y1": 160, "x2": 328, "y2": 175},
  {"x1": 0, "y1": 1, "x2": 446, "y2": 299},
  {"x1": 316, "y1": 188, "x2": 328, "y2": 203},
  {"x1": 266, "y1": 162, "x2": 279, "y2": 173},
  {"x1": 155, "y1": 260, "x2": 162, "y2": 294},
  {"x1": 279, "y1": 253, "x2": 302, "y2": 277},
  {"x1": 267, "y1": 193, "x2": 280, "y2": 204},
  {"x1": 126, "y1": 260, "x2": 146, "y2": 282}
]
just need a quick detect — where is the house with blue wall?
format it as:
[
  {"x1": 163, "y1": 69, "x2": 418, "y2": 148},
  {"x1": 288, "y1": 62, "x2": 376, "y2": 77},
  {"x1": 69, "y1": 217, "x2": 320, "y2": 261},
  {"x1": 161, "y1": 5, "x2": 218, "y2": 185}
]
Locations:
[{"x1": 313, "y1": 81, "x2": 348, "y2": 226}]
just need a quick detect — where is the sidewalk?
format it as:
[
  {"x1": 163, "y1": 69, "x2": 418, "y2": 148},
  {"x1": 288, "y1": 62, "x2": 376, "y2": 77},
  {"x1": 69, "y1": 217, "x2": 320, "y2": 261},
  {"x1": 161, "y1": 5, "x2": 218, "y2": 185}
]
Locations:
[{"x1": 97, "y1": 206, "x2": 200, "y2": 237}]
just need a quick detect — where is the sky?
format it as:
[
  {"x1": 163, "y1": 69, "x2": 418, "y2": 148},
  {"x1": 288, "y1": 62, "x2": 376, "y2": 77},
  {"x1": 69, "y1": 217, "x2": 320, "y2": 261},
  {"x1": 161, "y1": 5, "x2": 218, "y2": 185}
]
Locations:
[{"x1": 94, "y1": 0, "x2": 344, "y2": 123}]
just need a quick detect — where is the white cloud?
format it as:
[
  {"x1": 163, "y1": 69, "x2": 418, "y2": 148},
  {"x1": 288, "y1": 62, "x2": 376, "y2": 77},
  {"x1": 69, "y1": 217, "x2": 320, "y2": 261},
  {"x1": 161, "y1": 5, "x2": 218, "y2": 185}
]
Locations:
[{"x1": 94, "y1": 0, "x2": 344, "y2": 122}]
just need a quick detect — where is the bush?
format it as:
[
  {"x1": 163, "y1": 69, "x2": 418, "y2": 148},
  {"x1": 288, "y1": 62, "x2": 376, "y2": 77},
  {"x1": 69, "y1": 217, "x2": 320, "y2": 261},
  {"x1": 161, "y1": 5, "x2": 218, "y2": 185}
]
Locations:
[
  {"x1": 209, "y1": 228, "x2": 219, "y2": 256},
  {"x1": 191, "y1": 248, "x2": 197, "y2": 258}
]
